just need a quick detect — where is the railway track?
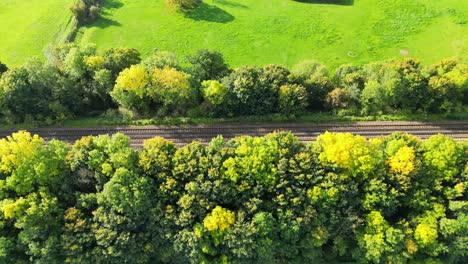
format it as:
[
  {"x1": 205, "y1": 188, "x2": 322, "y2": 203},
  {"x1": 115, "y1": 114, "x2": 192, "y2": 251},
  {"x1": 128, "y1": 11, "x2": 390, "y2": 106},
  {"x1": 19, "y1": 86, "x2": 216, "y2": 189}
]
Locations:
[{"x1": 0, "y1": 121, "x2": 467, "y2": 148}]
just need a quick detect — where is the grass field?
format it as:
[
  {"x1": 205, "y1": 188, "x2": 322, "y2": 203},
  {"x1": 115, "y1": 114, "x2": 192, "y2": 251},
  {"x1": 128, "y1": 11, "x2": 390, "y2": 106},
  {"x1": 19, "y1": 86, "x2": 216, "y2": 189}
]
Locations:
[
  {"x1": 0, "y1": 0, "x2": 75, "y2": 66},
  {"x1": 77, "y1": 0, "x2": 468, "y2": 69}
]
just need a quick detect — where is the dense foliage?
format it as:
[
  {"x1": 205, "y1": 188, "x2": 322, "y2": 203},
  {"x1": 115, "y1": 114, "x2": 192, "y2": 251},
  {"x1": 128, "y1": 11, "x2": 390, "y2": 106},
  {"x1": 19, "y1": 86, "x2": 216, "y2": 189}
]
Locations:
[
  {"x1": 0, "y1": 45, "x2": 467, "y2": 124},
  {"x1": 0, "y1": 131, "x2": 466, "y2": 263}
]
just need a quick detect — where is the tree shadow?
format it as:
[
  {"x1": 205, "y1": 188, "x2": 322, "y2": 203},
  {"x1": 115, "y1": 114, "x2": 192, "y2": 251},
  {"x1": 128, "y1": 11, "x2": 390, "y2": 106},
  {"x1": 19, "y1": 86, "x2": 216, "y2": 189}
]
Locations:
[
  {"x1": 214, "y1": 0, "x2": 249, "y2": 9},
  {"x1": 293, "y1": 0, "x2": 354, "y2": 5},
  {"x1": 101, "y1": 0, "x2": 124, "y2": 15},
  {"x1": 86, "y1": 17, "x2": 122, "y2": 29},
  {"x1": 184, "y1": 3, "x2": 235, "y2": 23}
]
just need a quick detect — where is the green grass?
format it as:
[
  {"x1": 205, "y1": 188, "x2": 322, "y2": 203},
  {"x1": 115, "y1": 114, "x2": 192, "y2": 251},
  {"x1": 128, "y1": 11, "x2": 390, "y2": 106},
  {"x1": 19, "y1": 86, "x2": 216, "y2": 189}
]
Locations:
[
  {"x1": 0, "y1": 0, "x2": 75, "y2": 66},
  {"x1": 77, "y1": 0, "x2": 468, "y2": 69},
  {"x1": 2, "y1": 111, "x2": 466, "y2": 130}
]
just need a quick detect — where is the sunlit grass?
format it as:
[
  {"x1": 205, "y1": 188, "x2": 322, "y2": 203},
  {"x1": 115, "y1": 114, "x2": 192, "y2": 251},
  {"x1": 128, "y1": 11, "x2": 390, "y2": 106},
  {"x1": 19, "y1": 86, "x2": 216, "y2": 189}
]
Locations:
[
  {"x1": 78, "y1": 0, "x2": 467, "y2": 69},
  {"x1": 0, "y1": 0, "x2": 75, "y2": 66}
]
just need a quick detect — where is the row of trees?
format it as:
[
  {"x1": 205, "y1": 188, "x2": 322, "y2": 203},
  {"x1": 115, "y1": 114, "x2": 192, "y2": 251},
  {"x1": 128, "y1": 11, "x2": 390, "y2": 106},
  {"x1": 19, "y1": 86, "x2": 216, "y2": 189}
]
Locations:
[
  {"x1": 0, "y1": 45, "x2": 467, "y2": 124},
  {"x1": 0, "y1": 131, "x2": 466, "y2": 263}
]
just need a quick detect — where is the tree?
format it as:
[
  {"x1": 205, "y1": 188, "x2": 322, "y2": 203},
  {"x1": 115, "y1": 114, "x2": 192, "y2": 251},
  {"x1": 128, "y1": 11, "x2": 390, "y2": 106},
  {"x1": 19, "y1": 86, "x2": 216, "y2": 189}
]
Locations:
[
  {"x1": 166, "y1": 0, "x2": 202, "y2": 10},
  {"x1": 93, "y1": 168, "x2": 156, "y2": 262},
  {"x1": 70, "y1": 0, "x2": 103, "y2": 25},
  {"x1": 0, "y1": 59, "x2": 69, "y2": 122},
  {"x1": 278, "y1": 84, "x2": 308, "y2": 116},
  {"x1": 103, "y1": 47, "x2": 141, "y2": 78},
  {"x1": 0, "y1": 132, "x2": 72, "y2": 262},
  {"x1": 326, "y1": 88, "x2": 349, "y2": 110},
  {"x1": 49, "y1": 43, "x2": 116, "y2": 113},
  {"x1": 110, "y1": 65, "x2": 151, "y2": 114},
  {"x1": 0, "y1": 61, "x2": 7, "y2": 75},
  {"x1": 424, "y1": 59, "x2": 467, "y2": 112},
  {"x1": 221, "y1": 66, "x2": 287, "y2": 115},
  {"x1": 291, "y1": 61, "x2": 334, "y2": 110},
  {"x1": 150, "y1": 67, "x2": 197, "y2": 115},
  {"x1": 201, "y1": 80, "x2": 228, "y2": 106},
  {"x1": 186, "y1": 49, "x2": 230, "y2": 82},
  {"x1": 142, "y1": 51, "x2": 180, "y2": 71}
]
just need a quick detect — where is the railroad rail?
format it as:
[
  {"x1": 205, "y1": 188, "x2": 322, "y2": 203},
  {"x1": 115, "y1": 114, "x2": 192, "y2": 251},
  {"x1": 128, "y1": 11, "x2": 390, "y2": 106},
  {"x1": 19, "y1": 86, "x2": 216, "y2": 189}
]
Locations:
[{"x1": 0, "y1": 121, "x2": 467, "y2": 148}]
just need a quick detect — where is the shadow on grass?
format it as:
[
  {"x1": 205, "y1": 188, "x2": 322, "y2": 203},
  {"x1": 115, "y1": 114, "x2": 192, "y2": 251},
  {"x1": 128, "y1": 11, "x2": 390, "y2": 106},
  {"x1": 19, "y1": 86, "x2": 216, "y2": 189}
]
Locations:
[
  {"x1": 87, "y1": 17, "x2": 122, "y2": 29},
  {"x1": 184, "y1": 3, "x2": 235, "y2": 23},
  {"x1": 214, "y1": 0, "x2": 249, "y2": 9},
  {"x1": 293, "y1": 0, "x2": 354, "y2": 5},
  {"x1": 101, "y1": 0, "x2": 124, "y2": 15}
]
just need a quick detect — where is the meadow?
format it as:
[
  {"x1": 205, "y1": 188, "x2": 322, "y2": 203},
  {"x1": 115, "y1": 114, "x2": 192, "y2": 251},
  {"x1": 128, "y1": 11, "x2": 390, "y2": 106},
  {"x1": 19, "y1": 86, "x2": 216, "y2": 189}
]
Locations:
[
  {"x1": 0, "y1": 0, "x2": 75, "y2": 66},
  {"x1": 77, "y1": 0, "x2": 468, "y2": 68}
]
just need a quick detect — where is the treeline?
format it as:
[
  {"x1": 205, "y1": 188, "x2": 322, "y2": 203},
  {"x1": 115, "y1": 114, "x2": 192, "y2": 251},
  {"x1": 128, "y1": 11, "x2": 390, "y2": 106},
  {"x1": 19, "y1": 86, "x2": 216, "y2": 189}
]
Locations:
[
  {"x1": 0, "y1": 131, "x2": 466, "y2": 263},
  {"x1": 0, "y1": 44, "x2": 467, "y2": 124}
]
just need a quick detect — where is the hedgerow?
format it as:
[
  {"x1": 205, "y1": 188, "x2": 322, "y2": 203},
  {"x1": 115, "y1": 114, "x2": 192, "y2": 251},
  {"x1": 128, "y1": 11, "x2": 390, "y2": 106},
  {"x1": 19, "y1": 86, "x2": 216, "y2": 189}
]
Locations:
[{"x1": 0, "y1": 45, "x2": 466, "y2": 124}]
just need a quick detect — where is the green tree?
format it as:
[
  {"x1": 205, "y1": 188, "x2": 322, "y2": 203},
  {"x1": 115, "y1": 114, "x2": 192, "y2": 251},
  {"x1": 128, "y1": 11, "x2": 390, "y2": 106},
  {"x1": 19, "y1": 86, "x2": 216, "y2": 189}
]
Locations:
[
  {"x1": 186, "y1": 49, "x2": 230, "y2": 82},
  {"x1": 278, "y1": 84, "x2": 308, "y2": 116},
  {"x1": 110, "y1": 64, "x2": 152, "y2": 114},
  {"x1": 103, "y1": 47, "x2": 141, "y2": 78},
  {"x1": 291, "y1": 61, "x2": 334, "y2": 110},
  {"x1": 150, "y1": 66, "x2": 197, "y2": 115},
  {"x1": 0, "y1": 61, "x2": 7, "y2": 75},
  {"x1": 0, "y1": 59, "x2": 69, "y2": 122},
  {"x1": 166, "y1": 0, "x2": 202, "y2": 10},
  {"x1": 142, "y1": 51, "x2": 180, "y2": 70}
]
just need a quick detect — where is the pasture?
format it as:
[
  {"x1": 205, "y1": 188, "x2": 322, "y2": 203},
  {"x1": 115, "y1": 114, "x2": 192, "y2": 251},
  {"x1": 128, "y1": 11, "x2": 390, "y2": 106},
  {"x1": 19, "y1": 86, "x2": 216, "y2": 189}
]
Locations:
[
  {"x1": 0, "y1": 0, "x2": 75, "y2": 66},
  {"x1": 77, "y1": 0, "x2": 468, "y2": 68}
]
